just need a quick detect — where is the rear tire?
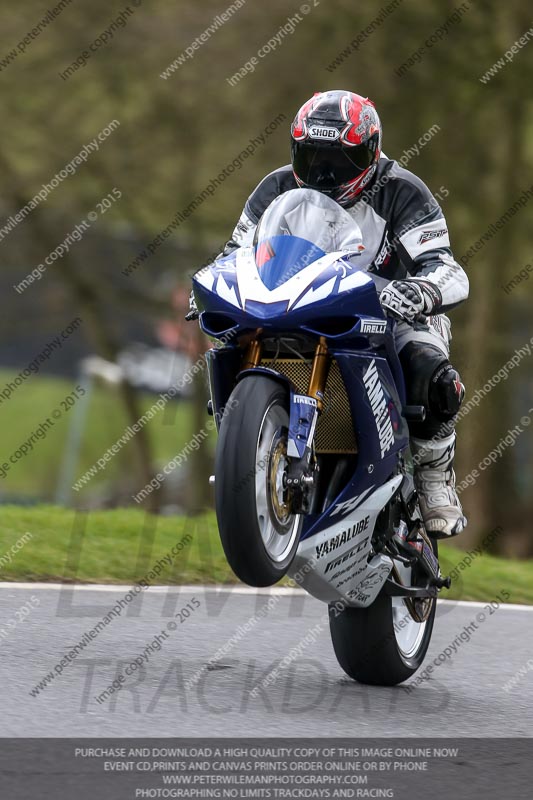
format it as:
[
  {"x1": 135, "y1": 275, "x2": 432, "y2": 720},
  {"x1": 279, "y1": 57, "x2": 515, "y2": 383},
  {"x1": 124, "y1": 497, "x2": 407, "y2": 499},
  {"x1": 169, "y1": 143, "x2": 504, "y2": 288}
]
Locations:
[
  {"x1": 215, "y1": 376, "x2": 302, "y2": 587},
  {"x1": 329, "y1": 540, "x2": 438, "y2": 685}
]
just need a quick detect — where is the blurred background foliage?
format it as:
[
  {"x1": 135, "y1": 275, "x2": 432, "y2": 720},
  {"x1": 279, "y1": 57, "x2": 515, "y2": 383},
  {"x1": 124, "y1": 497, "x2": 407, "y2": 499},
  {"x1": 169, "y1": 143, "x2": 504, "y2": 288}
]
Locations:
[{"x1": 1, "y1": 0, "x2": 532, "y2": 554}]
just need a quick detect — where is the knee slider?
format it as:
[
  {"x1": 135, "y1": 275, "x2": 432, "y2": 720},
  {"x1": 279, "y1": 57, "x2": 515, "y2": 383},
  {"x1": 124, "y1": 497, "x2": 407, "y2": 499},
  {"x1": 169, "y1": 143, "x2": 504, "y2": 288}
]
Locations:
[
  {"x1": 399, "y1": 342, "x2": 463, "y2": 437},
  {"x1": 429, "y1": 362, "x2": 465, "y2": 419}
]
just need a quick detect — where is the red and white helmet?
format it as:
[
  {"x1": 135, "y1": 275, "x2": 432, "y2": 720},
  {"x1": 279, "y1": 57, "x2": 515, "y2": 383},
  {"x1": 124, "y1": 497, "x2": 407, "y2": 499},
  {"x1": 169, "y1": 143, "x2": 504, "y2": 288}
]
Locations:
[{"x1": 291, "y1": 90, "x2": 382, "y2": 206}]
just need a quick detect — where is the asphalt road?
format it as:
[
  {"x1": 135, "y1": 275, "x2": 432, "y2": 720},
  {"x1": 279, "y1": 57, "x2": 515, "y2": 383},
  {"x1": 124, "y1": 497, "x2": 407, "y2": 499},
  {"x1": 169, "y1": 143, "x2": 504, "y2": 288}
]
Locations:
[{"x1": 1, "y1": 583, "x2": 532, "y2": 737}]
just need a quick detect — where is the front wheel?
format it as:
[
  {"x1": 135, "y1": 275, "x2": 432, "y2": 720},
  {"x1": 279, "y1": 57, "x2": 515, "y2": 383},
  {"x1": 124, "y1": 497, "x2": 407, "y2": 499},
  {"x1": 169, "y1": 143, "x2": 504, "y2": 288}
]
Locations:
[
  {"x1": 328, "y1": 541, "x2": 438, "y2": 685},
  {"x1": 215, "y1": 376, "x2": 302, "y2": 587}
]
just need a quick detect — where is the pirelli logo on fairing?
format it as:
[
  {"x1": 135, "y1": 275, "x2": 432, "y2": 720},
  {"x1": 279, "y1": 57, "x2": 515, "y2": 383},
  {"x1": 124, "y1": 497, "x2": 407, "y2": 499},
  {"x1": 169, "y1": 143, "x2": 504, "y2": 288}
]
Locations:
[
  {"x1": 360, "y1": 319, "x2": 387, "y2": 335},
  {"x1": 324, "y1": 539, "x2": 368, "y2": 574},
  {"x1": 363, "y1": 359, "x2": 395, "y2": 458}
]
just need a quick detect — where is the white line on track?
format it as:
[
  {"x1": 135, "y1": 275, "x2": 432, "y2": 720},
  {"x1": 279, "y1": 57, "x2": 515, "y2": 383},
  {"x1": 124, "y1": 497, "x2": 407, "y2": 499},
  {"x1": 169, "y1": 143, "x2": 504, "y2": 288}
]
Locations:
[{"x1": 0, "y1": 582, "x2": 532, "y2": 610}]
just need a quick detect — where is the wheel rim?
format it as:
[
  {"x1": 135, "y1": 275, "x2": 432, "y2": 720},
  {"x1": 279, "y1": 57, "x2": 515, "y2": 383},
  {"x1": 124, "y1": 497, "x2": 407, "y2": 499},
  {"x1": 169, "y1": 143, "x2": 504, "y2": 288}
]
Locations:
[
  {"x1": 391, "y1": 598, "x2": 428, "y2": 658},
  {"x1": 391, "y1": 559, "x2": 433, "y2": 659},
  {"x1": 255, "y1": 400, "x2": 300, "y2": 563}
]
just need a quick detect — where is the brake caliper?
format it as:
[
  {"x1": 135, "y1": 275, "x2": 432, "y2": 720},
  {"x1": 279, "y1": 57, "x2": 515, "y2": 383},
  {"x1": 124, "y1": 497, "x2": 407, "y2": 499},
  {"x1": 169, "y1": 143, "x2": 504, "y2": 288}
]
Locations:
[{"x1": 284, "y1": 391, "x2": 319, "y2": 513}]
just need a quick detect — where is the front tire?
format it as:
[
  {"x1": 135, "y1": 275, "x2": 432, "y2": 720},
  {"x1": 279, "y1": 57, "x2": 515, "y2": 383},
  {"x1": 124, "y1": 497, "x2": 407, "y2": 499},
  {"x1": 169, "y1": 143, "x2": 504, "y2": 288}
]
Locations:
[{"x1": 215, "y1": 376, "x2": 302, "y2": 587}]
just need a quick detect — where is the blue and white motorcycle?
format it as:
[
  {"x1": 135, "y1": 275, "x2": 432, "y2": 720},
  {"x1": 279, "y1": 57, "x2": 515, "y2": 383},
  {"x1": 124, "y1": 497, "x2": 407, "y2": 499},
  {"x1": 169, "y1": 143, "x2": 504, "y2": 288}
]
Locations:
[{"x1": 192, "y1": 189, "x2": 450, "y2": 686}]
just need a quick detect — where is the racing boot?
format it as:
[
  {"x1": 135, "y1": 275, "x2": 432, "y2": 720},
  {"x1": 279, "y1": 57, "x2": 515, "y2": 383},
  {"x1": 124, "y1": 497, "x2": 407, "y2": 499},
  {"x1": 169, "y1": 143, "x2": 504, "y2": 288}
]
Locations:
[{"x1": 411, "y1": 432, "x2": 467, "y2": 537}]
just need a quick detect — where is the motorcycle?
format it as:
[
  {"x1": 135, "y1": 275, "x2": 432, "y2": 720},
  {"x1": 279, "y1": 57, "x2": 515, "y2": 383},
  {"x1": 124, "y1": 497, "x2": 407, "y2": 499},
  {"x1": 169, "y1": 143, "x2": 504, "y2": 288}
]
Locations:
[{"x1": 192, "y1": 188, "x2": 451, "y2": 686}]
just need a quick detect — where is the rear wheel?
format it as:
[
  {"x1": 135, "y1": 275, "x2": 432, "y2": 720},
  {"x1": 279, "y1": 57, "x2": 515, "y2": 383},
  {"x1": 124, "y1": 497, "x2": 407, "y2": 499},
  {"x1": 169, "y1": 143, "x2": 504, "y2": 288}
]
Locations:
[
  {"x1": 328, "y1": 540, "x2": 438, "y2": 685},
  {"x1": 215, "y1": 376, "x2": 302, "y2": 587}
]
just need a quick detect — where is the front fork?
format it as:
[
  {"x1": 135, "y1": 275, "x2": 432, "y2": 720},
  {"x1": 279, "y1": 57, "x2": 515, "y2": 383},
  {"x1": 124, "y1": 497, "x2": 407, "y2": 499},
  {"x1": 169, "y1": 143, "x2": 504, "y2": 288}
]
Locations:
[{"x1": 241, "y1": 336, "x2": 330, "y2": 514}]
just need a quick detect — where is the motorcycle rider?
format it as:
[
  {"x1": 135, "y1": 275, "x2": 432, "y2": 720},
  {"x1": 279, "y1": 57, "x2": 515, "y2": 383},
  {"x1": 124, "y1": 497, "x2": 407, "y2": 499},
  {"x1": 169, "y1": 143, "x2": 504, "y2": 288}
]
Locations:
[{"x1": 190, "y1": 90, "x2": 469, "y2": 537}]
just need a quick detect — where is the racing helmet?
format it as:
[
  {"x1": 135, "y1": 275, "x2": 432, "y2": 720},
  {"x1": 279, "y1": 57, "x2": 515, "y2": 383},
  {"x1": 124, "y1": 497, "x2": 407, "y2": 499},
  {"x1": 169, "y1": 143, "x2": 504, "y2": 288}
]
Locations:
[{"x1": 291, "y1": 90, "x2": 382, "y2": 207}]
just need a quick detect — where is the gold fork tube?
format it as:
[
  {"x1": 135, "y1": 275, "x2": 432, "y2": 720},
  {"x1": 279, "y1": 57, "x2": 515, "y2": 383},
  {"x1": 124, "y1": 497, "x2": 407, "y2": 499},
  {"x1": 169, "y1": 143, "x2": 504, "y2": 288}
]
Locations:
[
  {"x1": 308, "y1": 337, "x2": 329, "y2": 412},
  {"x1": 241, "y1": 338, "x2": 263, "y2": 370}
]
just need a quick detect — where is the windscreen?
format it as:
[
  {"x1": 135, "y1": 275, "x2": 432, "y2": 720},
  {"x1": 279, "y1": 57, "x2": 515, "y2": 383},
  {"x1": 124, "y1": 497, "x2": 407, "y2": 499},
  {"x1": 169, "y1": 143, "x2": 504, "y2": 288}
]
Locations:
[
  {"x1": 252, "y1": 189, "x2": 365, "y2": 289},
  {"x1": 254, "y1": 188, "x2": 364, "y2": 256}
]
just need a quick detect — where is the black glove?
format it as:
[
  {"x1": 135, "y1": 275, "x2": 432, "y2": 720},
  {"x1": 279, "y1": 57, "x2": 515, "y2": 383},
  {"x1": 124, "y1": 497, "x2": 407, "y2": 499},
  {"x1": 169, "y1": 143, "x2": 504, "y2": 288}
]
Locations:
[
  {"x1": 185, "y1": 290, "x2": 199, "y2": 321},
  {"x1": 379, "y1": 279, "x2": 441, "y2": 323}
]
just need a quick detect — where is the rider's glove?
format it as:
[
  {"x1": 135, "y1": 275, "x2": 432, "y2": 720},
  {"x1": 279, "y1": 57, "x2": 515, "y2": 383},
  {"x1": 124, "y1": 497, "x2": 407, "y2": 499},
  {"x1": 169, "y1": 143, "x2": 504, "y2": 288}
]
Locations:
[
  {"x1": 379, "y1": 279, "x2": 441, "y2": 323},
  {"x1": 185, "y1": 289, "x2": 199, "y2": 321}
]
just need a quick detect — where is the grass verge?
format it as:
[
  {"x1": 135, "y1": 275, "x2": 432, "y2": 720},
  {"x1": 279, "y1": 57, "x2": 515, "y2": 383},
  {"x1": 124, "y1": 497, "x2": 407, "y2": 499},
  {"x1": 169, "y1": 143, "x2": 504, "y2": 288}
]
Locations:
[
  {"x1": 0, "y1": 369, "x2": 199, "y2": 502},
  {"x1": 1, "y1": 506, "x2": 532, "y2": 604}
]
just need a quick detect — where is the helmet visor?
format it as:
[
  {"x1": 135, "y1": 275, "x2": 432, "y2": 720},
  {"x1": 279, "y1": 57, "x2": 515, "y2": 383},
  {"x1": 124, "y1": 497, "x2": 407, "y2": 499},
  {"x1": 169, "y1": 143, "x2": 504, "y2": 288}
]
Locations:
[{"x1": 292, "y1": 140, "x2": 376, "y2": 190}]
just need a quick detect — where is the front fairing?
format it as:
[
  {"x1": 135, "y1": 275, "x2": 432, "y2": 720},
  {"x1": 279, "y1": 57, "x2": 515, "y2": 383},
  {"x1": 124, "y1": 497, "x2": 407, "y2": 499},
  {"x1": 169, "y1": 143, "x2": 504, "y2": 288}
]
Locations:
[{"x1": 193, "y1": 242, "x2": 385, "y2": 335}]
